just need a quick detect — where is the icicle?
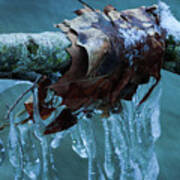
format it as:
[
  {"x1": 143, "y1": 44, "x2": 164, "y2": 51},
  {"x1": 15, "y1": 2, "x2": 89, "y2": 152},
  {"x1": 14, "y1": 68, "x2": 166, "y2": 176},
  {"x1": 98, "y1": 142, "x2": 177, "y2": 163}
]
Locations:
[
  {"x1": 51, "y1": 132, "x2": 65, "y2": 149},
  {"x1": 71, "y1": 78, "x2": 162, "y2": 180},
  {"x1": 71, "y1": 132, "x2": 88, "y2": 158},
  {"x1": 18, "y1": 122, "x2": 41, "y2": 180},
  {"x1": 71, "y1": 112, "x2": 98, "y2": 180},
  {"x1": 0, "y1": 139, "x2": 5, "y2": 166},
  {"x1": 8, "y1": 113, "x2": 24, "y2": 180},
  {"x1": 71, "y1": 112, "x2": 92, "y2": 159},
  {"x1": 32, "y1": 87, "x2": 58, "y2": 180},
  {"x1": 71, "y1": 120, "x2": 88, "y2": 158},
  {"x1": 103, "y1": 117, "x2": 115, "y2": 179},
  {"x1": 78, "y1": 115, "x2": 96, "y2": 180},
  {"x1": 144, "y1": 152, "x2": 159, "y2": 180},
  {"x1": 150, "y1": 89, "x2": 161, "y2": 142}
]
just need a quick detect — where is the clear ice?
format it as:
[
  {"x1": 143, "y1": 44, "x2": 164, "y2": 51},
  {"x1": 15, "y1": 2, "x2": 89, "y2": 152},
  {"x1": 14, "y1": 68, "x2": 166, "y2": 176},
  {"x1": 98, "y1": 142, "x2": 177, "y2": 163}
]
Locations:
[
  {"x1": 159, "y1": 1, "x2": 180, "y2": 41},
  {"x1": 71, "y1": 78, "x2": 162, "y2": 180},
  {"x1": 5, "y1": 87, "x2": 63, "y2": 179},
  {"x1": 0, "y1": 139, "x2": 5, "y2": 166},
  {"x1": 2, "y1": 77, "x2": 162, "y2": 180}
]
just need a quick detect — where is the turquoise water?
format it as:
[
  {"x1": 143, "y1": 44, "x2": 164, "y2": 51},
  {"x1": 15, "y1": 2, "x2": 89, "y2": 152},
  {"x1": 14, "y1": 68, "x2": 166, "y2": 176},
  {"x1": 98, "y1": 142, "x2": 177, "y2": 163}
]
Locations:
[{"x1": 0, "y1": 0, "x2": 180, "y2": 179}]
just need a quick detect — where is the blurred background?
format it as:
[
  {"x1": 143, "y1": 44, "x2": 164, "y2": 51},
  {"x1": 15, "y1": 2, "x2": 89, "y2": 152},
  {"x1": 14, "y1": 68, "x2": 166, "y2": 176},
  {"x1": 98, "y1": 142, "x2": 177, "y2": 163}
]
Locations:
[{"x1": 0, "y1": 0, "x2": 180, "y2": 179}]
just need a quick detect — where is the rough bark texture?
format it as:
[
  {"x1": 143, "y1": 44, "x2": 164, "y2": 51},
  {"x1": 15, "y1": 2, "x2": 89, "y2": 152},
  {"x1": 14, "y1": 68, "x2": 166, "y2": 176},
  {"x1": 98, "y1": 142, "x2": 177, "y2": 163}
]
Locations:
[
  {"x1": 0, "y1": 32, "x2": 71, "y2": 80},
  {"x1": 0, "y1": 22, "x2": 179, "y2": 80}
]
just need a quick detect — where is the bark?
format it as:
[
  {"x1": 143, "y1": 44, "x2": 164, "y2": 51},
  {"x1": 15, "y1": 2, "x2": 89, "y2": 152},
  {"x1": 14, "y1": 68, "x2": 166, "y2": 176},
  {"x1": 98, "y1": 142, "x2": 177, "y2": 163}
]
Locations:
[{"x1": 0, "y1": 32, "x2": 71, "y2": 81}]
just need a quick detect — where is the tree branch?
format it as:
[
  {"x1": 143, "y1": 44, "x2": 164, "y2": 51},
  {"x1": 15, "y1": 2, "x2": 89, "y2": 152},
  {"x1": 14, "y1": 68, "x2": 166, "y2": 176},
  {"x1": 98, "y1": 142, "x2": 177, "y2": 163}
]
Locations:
[
  {"x1": 5, "y1": 74, "x2": 42, "y2": 120},
  {"x1": 0, "y1": 32, "x2": 71, "y2": 81},
  {"x1": 0, "y1": 5, "x2": 179, "y2": 84}
]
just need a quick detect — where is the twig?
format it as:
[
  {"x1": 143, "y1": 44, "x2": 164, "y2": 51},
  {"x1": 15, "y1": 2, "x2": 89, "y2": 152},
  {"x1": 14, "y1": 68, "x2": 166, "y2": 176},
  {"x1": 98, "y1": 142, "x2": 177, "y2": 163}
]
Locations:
[
  {"x1": 0, "y1": 72, "x2": 42, "y2": 82},
  {"x1": 5, "y1": 74, "x2": 42, "y2": 120},
  {"x1": 77, "y1": 0, "x2": 95, "y2": 11}
]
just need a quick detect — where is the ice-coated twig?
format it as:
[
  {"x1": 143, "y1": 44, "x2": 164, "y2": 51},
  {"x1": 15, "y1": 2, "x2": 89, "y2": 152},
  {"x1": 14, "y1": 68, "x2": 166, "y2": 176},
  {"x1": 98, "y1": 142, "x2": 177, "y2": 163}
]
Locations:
[
  {"x1": 5, "y1": 74, "x2": 42, "y2": 120},
  {"x1": 77, "y1": 0, "x2": 95, "y2": 11}
]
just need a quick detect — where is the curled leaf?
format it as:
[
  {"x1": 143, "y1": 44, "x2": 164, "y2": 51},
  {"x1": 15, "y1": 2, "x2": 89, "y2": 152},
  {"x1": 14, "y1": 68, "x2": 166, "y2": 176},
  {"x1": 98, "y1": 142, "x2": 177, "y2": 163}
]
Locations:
[
  {"x1": 24, "y1": 5, "x2": 167, "y2": 134},
  {"x1": 44, "y1": 108, "x2": 77, "y2": 135}
]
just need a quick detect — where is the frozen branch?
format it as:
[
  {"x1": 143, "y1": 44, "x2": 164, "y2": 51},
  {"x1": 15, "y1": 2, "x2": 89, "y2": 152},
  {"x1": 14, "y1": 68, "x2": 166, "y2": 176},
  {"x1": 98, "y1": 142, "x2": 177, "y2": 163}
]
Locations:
[{"x1": 0, "y1": 3, "x2": 179, "y2": 84}]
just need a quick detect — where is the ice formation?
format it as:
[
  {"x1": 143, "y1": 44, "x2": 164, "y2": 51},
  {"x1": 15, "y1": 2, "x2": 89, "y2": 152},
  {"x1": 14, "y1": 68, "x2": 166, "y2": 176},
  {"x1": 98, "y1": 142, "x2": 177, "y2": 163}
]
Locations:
[
  {"x1": 0, "y1": 31, "x2": 70, "y2": 73},
  {"x1": 0, "y1": 139, "x2": 5, "y2": 166},
  {"x1": 119, "y1": 28, "x2": 146, "y2": 48},
  {"x1": 159, "y1": 1, "x2": 180, "y2": 41},
  {"x1": 1, "y1": 1, "x2": 180, "y2": 180},
  {"x1": 0, "y1": 76, "x2": 161, "y2": 180},
  {"x1": 71, "y1": 78, "x2": 162, "y2": 180}
]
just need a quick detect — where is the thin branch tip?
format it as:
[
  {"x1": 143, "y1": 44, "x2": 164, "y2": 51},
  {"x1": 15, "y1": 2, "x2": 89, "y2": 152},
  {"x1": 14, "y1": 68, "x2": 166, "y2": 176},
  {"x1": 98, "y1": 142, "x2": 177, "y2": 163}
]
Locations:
[{"x1": 77, "y1": 0, "x2": 95, "y2": 11}]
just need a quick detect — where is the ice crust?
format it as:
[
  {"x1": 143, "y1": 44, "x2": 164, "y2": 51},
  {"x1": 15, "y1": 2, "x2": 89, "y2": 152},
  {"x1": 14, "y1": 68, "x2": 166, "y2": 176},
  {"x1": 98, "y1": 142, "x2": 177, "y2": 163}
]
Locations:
[
  {"x1": 119, "y1": 28, "x2": 146, "y2": 48},
  {"x1": 159, "y1": 1, "x2": 180, "y2": 41},
  {"x1": 0, "y1": 32, "x2": 70, "y2": 73}
]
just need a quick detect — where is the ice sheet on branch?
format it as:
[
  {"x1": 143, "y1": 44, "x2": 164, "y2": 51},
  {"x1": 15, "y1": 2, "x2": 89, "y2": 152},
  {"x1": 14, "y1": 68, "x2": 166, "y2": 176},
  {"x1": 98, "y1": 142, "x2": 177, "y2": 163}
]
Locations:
[
  {"x1": 0, "y1": 32, "x2": 71, "y2": 73},
  {"x1": 159, "y1": 1, "x2": 180, "y2": 41}
]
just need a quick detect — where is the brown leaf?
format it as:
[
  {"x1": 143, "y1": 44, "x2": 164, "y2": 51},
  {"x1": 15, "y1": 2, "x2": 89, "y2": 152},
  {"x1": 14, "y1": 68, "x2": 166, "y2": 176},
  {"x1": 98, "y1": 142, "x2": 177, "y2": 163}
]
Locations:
[
  {"x1": 25, "y1": 77, "x2": 55, "y2": 121},
  {"x1": 51, "y1": 5, "x2": 166, "y2": 112},
  {"x1": 25, "y1": 5, "x2": 167, "y2": 134},
  {"x1": 44, "y1": 108, "x2": 77, "y2": 135}
]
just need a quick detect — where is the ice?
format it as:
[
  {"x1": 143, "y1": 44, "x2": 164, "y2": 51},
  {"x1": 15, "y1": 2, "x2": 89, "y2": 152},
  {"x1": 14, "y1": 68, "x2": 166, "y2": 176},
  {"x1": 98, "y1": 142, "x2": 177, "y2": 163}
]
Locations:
[
  {"x1": 77, "y1": 114, "x2": 97, "y2": 180},
  {"x1": 51, "y1": 132, "x2": 65, "y2": 149},
  {"x1": 71, "y1": 78, "x2": 162, "y2": 180},
  {"x1": 18, "y1": 123, "x2": 41, "y2": 180},
  {"x1": 159, "y1": 1, "x2": 180, "y2": 41},
  {"x1": 3, "y1": 32, "x2": 163, "y2": 180},
  {"x1": 3, "y1": 24, "x2": 165, "y2": 180},
  {"x1": 8, "y1": 113, "x2": 24, "y2": 180},
  {"x1": 7, "y1": 87, "x2": 61, "y2": 180},
  {"x1": 32, "y1": 87, "x2": 58, "y2": 180},
  {"x1": 71, "y1": 112, "x2": 107, "y2": 180},
  {"x1": 119, "y1": 28, "x2": 146, "y2": 48},
  {"x1": 5, "y1": 71, "x2": 162, "y2": 180},
  {"x1": 0, "y1": 139, "x2": 5, "y2": 166},
  {"x1": 0, "y1": 31, "x2": 70, "y2": 74},
  {"x1": 0, "y1": 32, "x2": 70, "y2": 59},
  {"x1": 103, "y1": 118, "x2": 115, "y2": 179},
  {"x1": 71, "y1": 127, "x2": 88, "y2": 158}
]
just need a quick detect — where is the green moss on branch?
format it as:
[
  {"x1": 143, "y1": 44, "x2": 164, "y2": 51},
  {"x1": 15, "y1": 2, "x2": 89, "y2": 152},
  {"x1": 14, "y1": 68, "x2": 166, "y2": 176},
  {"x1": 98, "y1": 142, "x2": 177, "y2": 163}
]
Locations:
[
  {"x1": 0, "y1": 32, "x2": 71, "y2": 74},
  {"x1": 164, "y1": 35, "x2": 180, "y2": 74}
]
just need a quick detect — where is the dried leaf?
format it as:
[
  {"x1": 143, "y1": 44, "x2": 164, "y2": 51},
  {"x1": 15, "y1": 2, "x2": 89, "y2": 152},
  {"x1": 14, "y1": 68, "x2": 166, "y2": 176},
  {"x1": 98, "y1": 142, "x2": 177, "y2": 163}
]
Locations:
[
  {"x1": 25, "y1": 77, "x2": 55, "y2": 121},
  {"x1": 44, "y1": 108, "x2": 77, "y2": 135},
  {"x1": 51, "y1": 5, "x2": 166, "y2": 110},
  {"x1": 24, "y1": 5, "x2": 167, "y2": 134}
]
